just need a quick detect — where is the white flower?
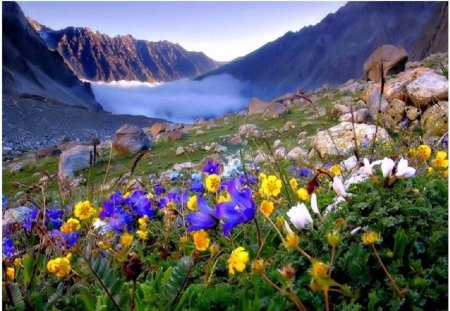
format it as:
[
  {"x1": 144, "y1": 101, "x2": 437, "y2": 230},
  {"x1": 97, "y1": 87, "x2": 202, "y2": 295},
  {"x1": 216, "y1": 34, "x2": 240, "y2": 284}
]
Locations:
[
  {"x1": 350, "y1": 227, "x2": 362, "y2": 236},
  {"x1": 395, "y1": 158, "x2": 416, "y2": 178},
  {"x1": 332, "y1": 176, "x2": 349, "y2": 198},
  {"x1": 310, "y1": 193, "x2": 320, "y2": 215},
  {"x1": 381, "y1": 157, "x2": 395, "y2": 178},
  {"x1": 287, "y1": 203, "x2": 313, "y2": 230},
  {"x1": 362, "y1": 158, "x2": 382, "y2": 176}
]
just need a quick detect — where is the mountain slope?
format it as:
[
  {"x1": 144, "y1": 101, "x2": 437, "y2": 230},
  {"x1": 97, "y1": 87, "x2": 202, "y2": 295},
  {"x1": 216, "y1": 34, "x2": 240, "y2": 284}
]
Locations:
[
  {"x1": 28, "y1": 20, "x2": 222, "y2": 82},
  {"x1": 202, "y1": 1, "x2": 446, "y2": 100},
  {"x1": 2, "y1": 2, "x2": 102, "y2": 110}
]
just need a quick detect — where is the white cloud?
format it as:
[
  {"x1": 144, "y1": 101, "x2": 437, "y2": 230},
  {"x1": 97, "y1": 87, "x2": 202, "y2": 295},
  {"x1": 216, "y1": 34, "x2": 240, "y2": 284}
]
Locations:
[{"x1": 91, "y1": 75, "x2": 249, "y2": 124}]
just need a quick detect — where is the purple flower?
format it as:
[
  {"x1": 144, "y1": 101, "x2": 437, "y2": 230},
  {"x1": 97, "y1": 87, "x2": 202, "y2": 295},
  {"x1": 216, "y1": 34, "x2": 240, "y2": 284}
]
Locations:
[
  {"x1": 154, "y1": 184, "x2": 166, "y2": 195},
  {"x1": 237, "y1": 173, "x2": 257, "y2": 187},
  {"x1": 108, "y1": 208, "x2": 133, "y2": 232},
  {"x1": 443, "y1": 135, "x2": 448, "y2": 148},
  {"x1": 203, "y1": 160, "x2": 220, "y2": 175},
  {"x1": 291, "y1": 167, "x2": 312, "y2": 178},
  {"x1": 3, "y1": 238, "x2": 15, "y2": 259},
  {"x1": 186, "y1": 195, "x2": 219, "y2": 232},
  {"x1": 2, "y1": 195, "x2": 7, "y2": 210},
  {"x1": 100, "y1": 190, "x2": 125, "y2": 218},
  {"x1": 51, "y1": 230, "x2": 81, "y2": 248},
  {"x1": 23, "y1": 208, "x2": 39, "y2": 232},
  {"x1": 190, "y1": 179, "x2": 205, "y2": 193},
  {"x1": 125, "y1": 189, "x2": 155, "y2": 218},
  {"x1": 216, "y1": 181, "x2": 256, "y2": 236},
  {"x1": 45, "y1": 209, "x2": 63, "y2": 229}
]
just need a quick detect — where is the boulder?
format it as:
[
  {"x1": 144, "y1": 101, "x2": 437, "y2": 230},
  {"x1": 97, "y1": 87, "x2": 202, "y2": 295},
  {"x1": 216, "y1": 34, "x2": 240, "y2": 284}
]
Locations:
[
  {"x1": 405, "y1": 106, "x2": 421, "y2": 121},
  {"x1": 356, "y1": 108, "x2": 370, "y2": 123},
  {"x1": 386, "y1": 99, "x2": 406, "y2": 118},
  {"x1": 406, "y1": 72, "x2": 448, "y2": 107},
  {"x1": 58, "y1": 145, "x2": 93, "y2": 181},
  {"x1": 267, "y1": 102, "x2": 287, "y2": 118},
  {"x1": 331, "y1": 104, "x2": 350, "y2": 117},
  {"x1": 287, "y1": 147, "x2": 308, "y2": 160},
  {"x1": 59, "y1": 140, "x2": 81, "y2": 153},
  {"x1": 274, "y1": 147, "x2": 286, "y2": 160},
  {"x1": 421, "y1": 101, "x2": 448, "y2": 137},
  {"x1": 363, "y1": 45, "x2": 408, "y2": 81},
  {"x1": 238, "y1": 124, "x2": 261, "y2": 138},
  {"x1": 362, "y1": 84, "x2": 389, "y2": 118},
  {"x1": 150, "y1": 122, "x2": 170, "y2": 136},
  {"x1": 113, "y1": 124, "x2": 151, "y2": 156},
  {"x1": 167, "y1": 130, "x2": 186, "y2": 142},
  {"x1": 248, "y1": 97, "x2": 269, "y2": 115},
  {"x1": 312, "y1": 122, "x2": 390, "y2": 157}
]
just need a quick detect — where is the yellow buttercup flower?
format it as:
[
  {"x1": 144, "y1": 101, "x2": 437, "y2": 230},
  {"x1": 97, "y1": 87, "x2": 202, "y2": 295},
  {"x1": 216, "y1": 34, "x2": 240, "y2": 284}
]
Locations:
[
  {"x1": 258, "y1": 173, "x2": 267, "y2": 182},
  {"x1": 311, "y1": 260, "x2": 328, "y2": 280},
  {"x1": 209, "y1": 243, "x2": 220, "y2": 256},
  {"x1": 120, "y1": 232, "x2": 134, "y2": 247},
  {"x1": 428, "y1": 167, "x2": 434, "y2": 174},
  {"x1": 261, "y1": 175, "x2": 282, "y2": 197},
  {"x1": 296, "y1": 188, "x2": 310, "y2": 201},
  {"x1": 147, "y1": 192, "x2": 154, "y2": 199},
  {"x1": 252, "y1": 259, "x2": 265, "y2": 275},
  {"x1": 330, "y1": 164, "x2": 341, "y2": 176},
  {"x1": 98, "y1": 240, "x2": 110, "y2": 249},
  {"x1": 179, "y1": 235, "x2": 189, "y2": 244},
  {"x1": 289, "y1": 178, "x2": 298, "y2": 191},
  {"x1": 138, "y1": 216, "x2": 148, "y2": 231},
  {"x1": 417, "y1": 145, "x2": 432, "y2": 161},
  {"x1": 74, "y1": 200, "x2": 96, "y2": 220},
  {"x1": 193, "y1": 230, "x2": 210, "y2": 251},
  {"x1": 60, "y1": 218, "x2": 81, "y2": 234},
  {"x1": 276, "y1": 216, "x2": 285, "y2": 227},
  {"x1": 123, "y1": 192, "x2": 131, "y2": 199},
  {"x1": 187, "y1": 195, "x2": 198, "y2": 211},
  {"x1": 14, "y1": 258, "x2": 22, "y2": 267},
  {"x1": 260, "y1": 200, "x2": 274, "y2": 217},
  {"x1": 228, "y1": 247, "x2": 249, "y2": 275},
  {"x1": 7, "y1": 267, "x2": 14, "y2": 281},
  {"x1": 432, "y1": 151, "x2": 449, "y2": 168},
  {"x1": 361, "y1": 231, "x2": 380, "y2": 245},
  {"x1": 283, "y1": 232, "x2": 299, "y2": 249},
  {"x1": 47, "y1": 254, "x2": 71, "y2": 278},
  {"x1": 205, "y1": 174, "x2": 221, "y2": 193},
  {"x1": 136, "y1": 230, "x2": 148, "y2": 240}
]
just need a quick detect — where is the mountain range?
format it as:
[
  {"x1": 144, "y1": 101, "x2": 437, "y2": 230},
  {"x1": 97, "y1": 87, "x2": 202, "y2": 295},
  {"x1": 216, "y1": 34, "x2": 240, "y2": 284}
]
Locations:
[
  {"x1": 202, "y1": 1, "x2": 448, "y2": 100},
  {"x1": 28, "y1": 19, "x2": 222, "y2": 83},
  {"x1": 2, "y1": 1, "x2": 101, "y2": 110}
]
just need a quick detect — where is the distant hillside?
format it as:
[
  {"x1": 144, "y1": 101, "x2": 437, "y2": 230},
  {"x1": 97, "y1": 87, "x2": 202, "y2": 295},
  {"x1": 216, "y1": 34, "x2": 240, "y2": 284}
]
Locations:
[
  {"x1": 28, "y1": 19, "x2": 223, "y2": 82},
  {"x1": 2, "y1": 2, "x2": 102, "y2": 110},
  {"x1": 202, "y1": 1, "x2": 447, "y2": 100}
]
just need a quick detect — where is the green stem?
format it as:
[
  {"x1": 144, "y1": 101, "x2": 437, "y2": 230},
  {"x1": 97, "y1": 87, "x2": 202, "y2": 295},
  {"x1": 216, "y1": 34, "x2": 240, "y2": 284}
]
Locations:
[
  {"x1": 254, "y1": 218, "x2": 263, "y2": 257},
  {"x1": 328, "y1": 246, "x2": 336, "y2": 278},
  {"x1": 261, "y1": 273, "x2": 307, "y2": 311},
  {"x1": 130, "y1": 279, "x2": 136, "y2": 311}
]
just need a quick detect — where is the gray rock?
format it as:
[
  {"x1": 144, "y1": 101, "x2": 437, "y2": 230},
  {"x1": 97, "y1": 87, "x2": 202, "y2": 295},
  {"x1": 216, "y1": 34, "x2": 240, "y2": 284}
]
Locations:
[
  {"x1": 331, "y1": 104, "x2": 350, "y2": 117},
  {"x1": 364, "y1": 84, "x2": 389, "y2": 118},
  {"x1": 267, "y1": 102, "x2": 287, "y2": 118},
  {"x1": 176, "y1": 146, "x2": 185, "y2": 155},
  {"x1": 287, "y1": 147, "x2": 308, "y2": 160},
  {"x1": 274, "y1": 147, "x2": 286, "y2": 160},
  {"x1": 10, "y1": 163, "x2": 24, "y2": 174},
  {"x1": 113, "y1": 124, "x2": 151, "y2": 155},
  {"x1": 59, "y1": 140, "x2": 81, "y2": 153},
  {"x1": 405, "y1": 106, "x2": 421, "y2": 121},
  {"x1": 214, "y1": 145, "x2": 228, "y2": 153},
  {"x1": 273, "y1": 139, "x2": 282, "y2": 149},
  {"x1": 406, "y1": 72, "x2": 448, "y2": 107},
  {"x1": 363, "y1": 45, "x2": 408, "y2": 81},
  {"x1": 356, "y1": 108, "x2": 370, "y2": 123},
  {"x1": 312, "y1": 122, "x2": 391, "y2": 157},
  {"x1": 58, "y1": 145, "x2": 93, "y2": 181},
  {"x1": 386, "y1": 99, "x2": 406, "y2": 118},
  {"x1": 238, "y1": 124, "x2": 261, "y2": 138}
]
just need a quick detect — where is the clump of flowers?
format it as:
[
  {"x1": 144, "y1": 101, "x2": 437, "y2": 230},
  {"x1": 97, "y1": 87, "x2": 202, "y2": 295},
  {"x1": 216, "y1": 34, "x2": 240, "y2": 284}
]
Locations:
[
  {"x1": 60, "y1": 218, "x2": 80, "y2": 234},
  {"x1": 432, "y1": 151, "x2": 448, "y2": 168},
  {"x1": 260, "y1": 175, "x2": 282, "y2": 197},
  {"x1": 120, "y1": 232, "x2": 134, "y2": 247}
]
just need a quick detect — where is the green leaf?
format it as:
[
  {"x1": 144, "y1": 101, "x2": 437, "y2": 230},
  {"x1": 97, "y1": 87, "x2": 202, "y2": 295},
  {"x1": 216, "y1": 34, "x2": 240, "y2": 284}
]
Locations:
[
  {"x1": 393, "y1": 228, "x2": 409, "y2": 261},
  {"x1": 78, "y1": 286, "x2": 95, "y2": 311},
  {"x1": 163, "y1": 256, "x2": 194, "y2": 309}
]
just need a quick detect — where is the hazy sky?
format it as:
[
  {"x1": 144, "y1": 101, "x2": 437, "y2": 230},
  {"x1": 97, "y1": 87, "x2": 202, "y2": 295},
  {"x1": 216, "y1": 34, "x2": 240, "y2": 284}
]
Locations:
[{"x1": 18, "y1": 1, "x2": 346, "y2": 62}]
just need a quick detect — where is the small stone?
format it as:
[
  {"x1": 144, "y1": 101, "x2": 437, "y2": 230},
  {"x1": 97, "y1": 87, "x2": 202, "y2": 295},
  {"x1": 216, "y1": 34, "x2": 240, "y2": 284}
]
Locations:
[
  {"x1": 176, "y1": 147, "x2": 185, "y2": 155},
  {"x1": 405, "y1": 106, "x2": 421, "y2": 121}
]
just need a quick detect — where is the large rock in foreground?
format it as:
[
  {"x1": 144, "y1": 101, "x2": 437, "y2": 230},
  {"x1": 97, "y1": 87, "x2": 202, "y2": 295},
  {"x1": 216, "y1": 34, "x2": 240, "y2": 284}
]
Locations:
[
  {"x1": 312, "y1": 122, "x2": 391, "y2": 157},
  {"x1": 421, "y1": 101, "x2": 448, "y2": 137},
  {"x1": 406, "y1": 71, "x2": 448, "y2": 107},
  {"x1": 113, "y1": 124, "x2": 151, "y2": 156},
  {"x1": 58, "y1": 145, "x2": 93, "y2": 181},
  {"x1": 364, "y1": 45, "x2": 408, "y2": 81}
]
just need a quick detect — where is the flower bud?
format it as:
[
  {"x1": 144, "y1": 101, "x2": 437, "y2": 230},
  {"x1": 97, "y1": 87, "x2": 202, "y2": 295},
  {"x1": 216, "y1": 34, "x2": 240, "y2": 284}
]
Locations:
[
  {"x1": 327, "y1": 229, "x2": 341, "y2": 247},
  {"x1": 278, "y1": 264, "x2": 295, "y2": 280},
  {"x1": 252, "y1": 259, "x2": 265, "y2": 275}
]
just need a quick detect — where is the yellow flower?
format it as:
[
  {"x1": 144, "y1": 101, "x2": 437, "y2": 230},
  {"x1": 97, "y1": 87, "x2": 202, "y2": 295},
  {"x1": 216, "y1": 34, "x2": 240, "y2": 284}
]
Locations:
[
  {"x1": 260, "y1": 200, "x2": 274, "y2": 217},
  {"x1": 147, "y1": 192, "x2": 154, "y2": 199},
  {"x1": 258, "y1": 173, "x2": 267, "y2": 182},
  {"x1": 289, "y1": 178, "x2": 298, "y2": 191},
  {"x1": 327, "y1": 229, "x2": 341, "y2": 247},
  {"x1": 205, "y1": 174, "x2": 221, "y2": 193},
  {"x1": 261, "y1": 175, "x2": 282, "y2": 197},
  {"x1": 417, "y1": 145, "x2": 432, "y2": 161},
  {"x1": 428, "y1": 167, "x2": 434, "y2": 174},
  {"x1": 73, "y1": 200, "x2": 96, "y2": 220},
  {"x1": 120, "y1": 232, "x2": 134, "y2": 247},
  {"x1": 187, "y1": 195, "x2": 198, "y2": 211},
  {"x1": 14, "y1": 258, "x2": 22, "y2": 267},
  {"x1": 432, "y1": 151, "x2": 449, "y2": 168},
  {"x1": 217, "y1": 192, "x2": 231, "y2": 203},
  {"x1": 228, "y1": 247, "x2": 249, "y2": 275},
  {"x1": 330, "y1": 164, "x2": 341, "y2": 176},
  {"x1": 193, "y1": 230, "x2": 210, "y2": 251},
  {"x1": 361, "y1": 231, "x2": 380, "y2": 245},
  {"x1": 47, "y1": 254, "x2": 71, "y2": 278},
  {"x1": 7, "y1": 267, "x2": 14, "y2": 281},
  {"x1": 138, "y1": 216, "x2": 148, "y2": 230},
  {"x1": 60, "y1": 218, "x2": 81, "y2": 234},
  {"x1": 179, "y1": 235, "x2": 189, "y2": 244},
  {"x1": 123, "y1": 192, "x2": 131, "y2": 199},
  {"x1": 296, "y1": 188, "x2": 310, "y2": 201},
  {"x1": 209, "y1": 243, "x2": 220, "y2": 256},
  {"x1": 136, "y1": 230, "x2": 148, "y2": 240},
  {"x1": 98, "y1": 240, "x2": 110, "y2": 249},
  {"x1": 311, "y1": 260, "x2": 328, "y2": 280},
  {"x1": 408, "y1": 148, "x2": 417, "y2": 158},
  {"x1": 283, "y1": 232, "x2": 299, "y2": 249},
  {"x1": 386, "y1": 250, "x2": 394, "y2": 258}
]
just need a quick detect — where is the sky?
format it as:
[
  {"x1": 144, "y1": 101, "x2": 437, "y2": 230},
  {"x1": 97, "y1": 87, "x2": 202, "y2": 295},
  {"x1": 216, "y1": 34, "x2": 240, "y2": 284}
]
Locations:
[{"x1": 18, "y1": 1, "x2": 345, "y2": 62}]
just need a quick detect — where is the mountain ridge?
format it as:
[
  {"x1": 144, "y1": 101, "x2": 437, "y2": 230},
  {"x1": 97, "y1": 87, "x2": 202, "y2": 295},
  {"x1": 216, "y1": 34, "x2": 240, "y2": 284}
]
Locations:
[{"x1": 28, "y1": 18, "x2": 223, "y2": 83}]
